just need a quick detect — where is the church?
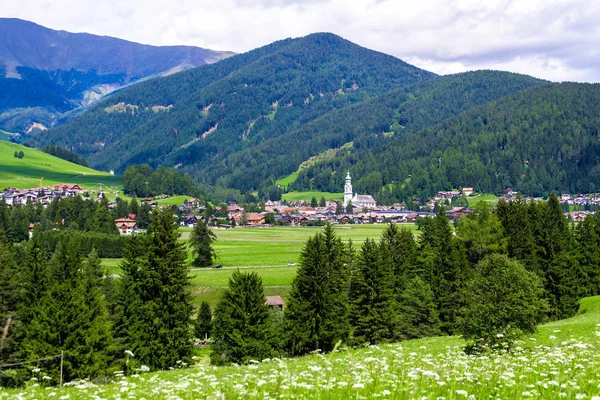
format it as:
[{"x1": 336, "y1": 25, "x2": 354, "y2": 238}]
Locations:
[{"x1": 343, "y1": 172, "x2": 377, "y2": 209}]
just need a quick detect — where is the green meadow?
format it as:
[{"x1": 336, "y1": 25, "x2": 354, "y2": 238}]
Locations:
[
  {"x1": 104, "y1": 224, "x2": 418, "y2": 307},
  {"x1": 466, "y1": 193, "x2": 499, "y2": 206},
  {"x1": 0, "y1": 141, "x2": 121, "y2": 190},
  {"x1": 10, "y1": 297, "x2": 600, "y2": 399},
  {"x1": 281, "y1": 191, "x2": 343, "y2": 202}
]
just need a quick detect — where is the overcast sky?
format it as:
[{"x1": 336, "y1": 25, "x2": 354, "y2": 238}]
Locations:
[{"x1": 2, "y1": 0, "x2": 599, "y2": 82}]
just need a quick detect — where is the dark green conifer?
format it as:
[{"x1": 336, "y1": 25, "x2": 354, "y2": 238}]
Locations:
[
  {"x1": 349, "y1": 239, "x2": 398, "y2": 345},
  {"x1": 211, "y1": 271, "x2": 276, "y2": 365},
  {"x1": 195, "y1": 301, "x2": 213, "y2": 340},
  {"x1": 134, "y1": 208, "x2": 194, "y2": 369},
  {"x1": 285, "y1": 224, "x2": 351, "y2": 355},
  {"x1": 397, "y1": 276, "x2": 440, "y2": 340},
  {"x1": 189, "y1": 221, "x2": 217, "y2": 267}
]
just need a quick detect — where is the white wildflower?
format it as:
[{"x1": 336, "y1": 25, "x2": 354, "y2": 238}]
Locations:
[{"x1": 124, "y1": 350, "x2": 135, "y2": 357}]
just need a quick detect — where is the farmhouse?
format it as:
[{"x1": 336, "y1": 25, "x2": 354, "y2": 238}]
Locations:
[{"x1": 115, "y1": 218, "x2": 138, "y2": 235}]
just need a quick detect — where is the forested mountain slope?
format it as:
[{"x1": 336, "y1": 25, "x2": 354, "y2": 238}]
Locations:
[
  {"x1": 0, "y1": 18, "x2": 233, "y2": 133},
  {"x1": 300, "y1": 82, "x2": 600, "y2": 202},
  {"x1": 209, "y1": 70, "x2": 544, "y2": 192},
  {"x1": 31, "y1": 33, "x2": 436, "y2": 175}
]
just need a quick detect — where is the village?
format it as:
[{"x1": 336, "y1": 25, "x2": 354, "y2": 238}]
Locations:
[{"x1": 2, "y1": 173, "x2": 598, "y2": 235}]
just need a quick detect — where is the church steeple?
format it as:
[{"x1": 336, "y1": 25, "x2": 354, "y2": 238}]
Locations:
[{"x1": 343, "y1": 171, "x2": 353, "y2": 207}]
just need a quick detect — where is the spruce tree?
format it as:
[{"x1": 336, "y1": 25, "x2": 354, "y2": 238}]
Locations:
[
  {"x1": 0, "y1": 243, "x2": 19, "y2": 362},
  {"x1": 211, "y1": 271, "x2": 276, "y2": 365},
  {"x1": 195, "y1": 301, "x2": 213, "y2": 340},
  {"x1": 189, "y1": 221, "x2": 217, "y2": 267},
  {"x1": 496, "y1": 198, "x2": 539, "y2": 272},
  {"x1": 419, "y1": 206, "x2": 466, "y2": 333},
  {"x1": 311, "y1": 196, "x2": 318, "y2": 208},
  {"x1": 95, "y1": 199, "x2": 118, "y2": 235},
  {"x1": 397, "y1": 276, "x2": 440, "y2": 340},
  {"x1": 133, "y1": 208, "x2": 194, "y2": 369},
  {"x1": 285, "y1": 224, "x2": 351, "y2": 355},
  {"x1": 349, "y1": 239, "x2": 398, "y2": 345},
  {"x1": 319, "y1": 196, "x2": 327, "y2": 207},
  {"x1": 380, "y1": 223, "x2": 418, "y2": 292}
]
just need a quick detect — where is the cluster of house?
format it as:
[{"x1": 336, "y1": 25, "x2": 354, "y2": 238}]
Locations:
[{"x1": 0, "y1": 184, "x2": 85, "y2": 206}]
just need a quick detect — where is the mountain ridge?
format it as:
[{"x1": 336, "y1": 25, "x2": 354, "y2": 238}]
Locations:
[{"x1": 0, "y1": 18, "x2": 235, "y2": 133}]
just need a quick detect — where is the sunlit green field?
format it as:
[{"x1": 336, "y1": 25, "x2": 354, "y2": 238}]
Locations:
[
  {"x1": 9, "y1": 297, "x2": 600, "y2": 399},
  {"x1": 0, "y1": 141, "x2": 122, "y2": 191},
  {"x1": 466, "y1": 193, "x2": 499, "y2": 206},
  {"x1": 181, "y1": 224, "x2": 416, "y2": 267},
  {"x1": 155, "y1": 195, "x2": 193, "y2": 206},
  {"x1": 103, "y1": 224, "x2": 418, "y2": 307},
  {"x1": 281, "y1": 191, "x2": 343, "y2": 202}
]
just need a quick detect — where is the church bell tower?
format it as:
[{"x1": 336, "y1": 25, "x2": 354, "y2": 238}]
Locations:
[{"x1": 343, "y1": 171, "x2": 353, "y2": 207}]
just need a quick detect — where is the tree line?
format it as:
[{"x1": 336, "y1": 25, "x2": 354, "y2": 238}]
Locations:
[
  {"x1": 0, "y1": 207, "x2": 194, "y2": 386},
  {"x1": 210, "y1": 194, "x2": 600, "y2": 363}
]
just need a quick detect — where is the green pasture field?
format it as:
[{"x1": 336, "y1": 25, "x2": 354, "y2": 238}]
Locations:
[
  {"x1": 466, "y1": 193, "x2": 499, "y2": 206},
  {"x1": 275, "y1": 172, "x2": 298, "y2": 188},
  {"x1": 10, "y1": 296, "x2": 600, "y2": 399},
  {"x1": 180, "y1": 224, "x2": 416, "y2": 267},
  {"x1": 155, "y1": 195, "x2": 192, "y2": 206},
  {"x1": 282, "y1": 191, "x2": 343, "y2": 202},
  {"x1": 101, "y1": 224, "x2": 418, "y2": 307},
  {"x1": 0, "y1": 141, "x2": 122, "y2": 191}
]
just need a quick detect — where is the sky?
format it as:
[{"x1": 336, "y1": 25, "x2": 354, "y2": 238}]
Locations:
[{"x1": 2, "y1": 0, "x2": 599, "y2": 82}]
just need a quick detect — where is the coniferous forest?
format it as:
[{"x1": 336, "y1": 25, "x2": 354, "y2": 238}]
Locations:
[{"x1": 1, "y1": 194, "x2": 599, "y2": 386}]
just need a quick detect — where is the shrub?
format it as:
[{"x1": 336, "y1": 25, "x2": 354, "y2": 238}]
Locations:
[{"x1": 458, "y1": 254, "x2": 547, "y2": 353}]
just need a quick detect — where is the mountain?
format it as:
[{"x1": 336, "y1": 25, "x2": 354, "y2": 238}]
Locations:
[
  {"x1": 31, "y1": 33, "x2": 436, "y2": 180},
  {"x1": 213, "y1": 70, "x2": 545, "y2": 192},
  {"x1": 0, "y1": 18, "x2": 234, "y2": 133},
  {"x1": 296, "y1": 81, "x2": 600, "y2": 201}
]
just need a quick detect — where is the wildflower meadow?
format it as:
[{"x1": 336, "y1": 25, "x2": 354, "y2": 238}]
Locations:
[{"x1": 3, "y1": 297, "x2": 599, "y2": 400}]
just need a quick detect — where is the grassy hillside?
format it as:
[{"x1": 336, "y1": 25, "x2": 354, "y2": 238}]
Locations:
[
  {"x1": 9, "y1": 297, "x2": 600, "y2": 398},
  {"x1": 0, "y1": 141, "x2": 121, "y2": 190}
]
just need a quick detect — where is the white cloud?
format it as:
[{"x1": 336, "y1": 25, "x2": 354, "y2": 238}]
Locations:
[{"x1": 1, "y1": 0, "x2": 599, "y2": 82}]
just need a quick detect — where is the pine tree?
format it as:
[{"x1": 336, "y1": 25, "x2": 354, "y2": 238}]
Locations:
[
  {"x1": 349, "y1": 239, "x2": 398, "y2": 345},
  {"x1": 380, "y1": 223, "x2": 418, "y2": 292},
  {"x1": 133, "y1": 208, "x2": 194, "y2": 369},
  {"x1": 189, "y1": 221, "x2": 217, "y2": 267},
  {"x1": 94, "y1": 199, "x2": 117, "y2": 235},
  {"x1": 310, "y1": 196, "x2": 318, "y2": 208},
  {"x1": 195, "y1": 301, "x2": 213, "y2": 340},
  {"x1": 397, "y1": 276, "x2": 440, "y2": 340},
  {"x1": 211, "y1": 271, "x2": 276, "y2": 365},
  {"x1": 136, "y1": 202, "x2": 152, "y2": 229},
  {"x1": 0, "y1": 243, "x2": 19, "y2": 362},
  {"x1": 129, "y1": 196, "x2": 140, "y2": 218},
  {"x1": 319, "y1": 196, "x2": 327, "y2": 207},
  {"x1": 532, "y1": 193, "x2": 576, "y2": 319},
  {"x1": 285, "y1": 224, "x2": 351, "y2": 355},
  {"x1": 419, "y1": 206, "x2": 466, "y2": 333},
  {"x1": 17, "y1": 239, "x2": 114, "y2": 382},
  {"x1": 496, "y1": 198, "x2": 538, "y2": 272},
  {"x1": 112, "y1": 234, "x2": 148, "y2": 370}
]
